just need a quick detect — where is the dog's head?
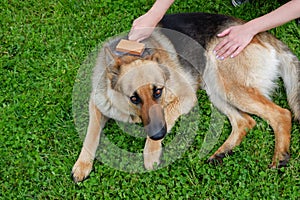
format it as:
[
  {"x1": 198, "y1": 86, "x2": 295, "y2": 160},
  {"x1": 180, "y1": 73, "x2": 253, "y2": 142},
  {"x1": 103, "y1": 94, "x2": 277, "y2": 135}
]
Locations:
[{"x1": 104, "y1": 47, "x2": 171, "y2": 140}]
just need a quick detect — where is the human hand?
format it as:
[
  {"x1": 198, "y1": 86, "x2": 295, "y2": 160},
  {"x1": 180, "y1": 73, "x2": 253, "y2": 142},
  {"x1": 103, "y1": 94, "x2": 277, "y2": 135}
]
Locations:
[
  {"x1": 128, "y1": 12, "x2": 159, "y2": 42},
  {"x1": 213, "y1": 24, "x2": 255, "y2": 59}
]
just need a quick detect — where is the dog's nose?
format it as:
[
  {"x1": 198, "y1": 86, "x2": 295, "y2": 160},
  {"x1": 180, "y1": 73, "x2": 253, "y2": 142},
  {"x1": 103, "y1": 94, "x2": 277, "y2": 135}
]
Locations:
[
  {"x1": 149, "y1": 124, "x2": 167, "y2": 140},
  {"x1": 144, "y1": 104, "x2": 167, "y2": 140}
]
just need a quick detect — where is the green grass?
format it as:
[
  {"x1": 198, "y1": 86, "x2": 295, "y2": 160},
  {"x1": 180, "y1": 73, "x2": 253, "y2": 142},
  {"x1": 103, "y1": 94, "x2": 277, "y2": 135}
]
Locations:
[{"x1": 1, "y1": 0, "x2": 299, "y2": 199}]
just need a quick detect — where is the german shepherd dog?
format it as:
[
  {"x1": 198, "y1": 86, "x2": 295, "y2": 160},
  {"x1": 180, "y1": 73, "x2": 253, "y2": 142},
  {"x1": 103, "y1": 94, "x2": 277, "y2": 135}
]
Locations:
[{"x1": 72, "y1": 13, "x2": 300, "y2": 182}]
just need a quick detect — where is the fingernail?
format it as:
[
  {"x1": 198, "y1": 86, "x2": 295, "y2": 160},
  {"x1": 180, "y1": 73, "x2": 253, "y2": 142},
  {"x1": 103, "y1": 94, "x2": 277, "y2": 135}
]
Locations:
[
  {"x1": 213, "y1": 50, "x2": 216, "y2": 55},
  {"x1": 230, "y1": 55, "x2": 234, "y2": 58},
  {"x1": 216, "y1": 55, "x2": 224, "y2": 60}
]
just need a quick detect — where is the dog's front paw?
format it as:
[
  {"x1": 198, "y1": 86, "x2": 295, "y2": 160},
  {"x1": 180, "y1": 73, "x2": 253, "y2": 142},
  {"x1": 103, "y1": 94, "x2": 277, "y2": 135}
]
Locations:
[
  {"x1": 143, "y1": 149, "x2": 162, "y2": 170},
  {"x1": 71, "y1": 160, "x2": 93, "y2": 183}
]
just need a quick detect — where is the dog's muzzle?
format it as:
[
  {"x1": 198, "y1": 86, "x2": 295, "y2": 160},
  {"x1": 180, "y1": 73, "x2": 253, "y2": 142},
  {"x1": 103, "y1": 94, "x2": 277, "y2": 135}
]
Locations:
[{"x1": 144, "y1": 104, "x2": 167, "y2": 141}]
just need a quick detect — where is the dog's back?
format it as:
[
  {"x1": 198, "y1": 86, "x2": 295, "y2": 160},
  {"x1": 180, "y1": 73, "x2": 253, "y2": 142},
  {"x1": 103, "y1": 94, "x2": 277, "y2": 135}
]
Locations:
[{"x1": 159, "y1": 13, "x2": 239, "y2": 48}]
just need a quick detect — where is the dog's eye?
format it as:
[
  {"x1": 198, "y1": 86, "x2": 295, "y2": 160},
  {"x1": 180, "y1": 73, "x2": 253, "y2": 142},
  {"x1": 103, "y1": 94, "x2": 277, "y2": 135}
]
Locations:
[
  {"x1": 130, "y1": 95, "x2": 141, "y2": 105},
  {"x1": 153, "y1": 88, "x2": 163, "y2": 99}
]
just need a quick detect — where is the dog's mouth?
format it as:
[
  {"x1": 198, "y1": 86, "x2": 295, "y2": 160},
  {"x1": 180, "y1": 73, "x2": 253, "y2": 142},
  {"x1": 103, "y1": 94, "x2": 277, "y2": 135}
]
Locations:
[{"x1": 143, "y1": 104, "x2": 167, "y2": 140}]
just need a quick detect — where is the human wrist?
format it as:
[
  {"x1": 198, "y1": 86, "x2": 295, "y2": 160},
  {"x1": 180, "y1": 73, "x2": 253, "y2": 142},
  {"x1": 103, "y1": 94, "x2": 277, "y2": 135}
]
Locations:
[
  {"x1": 147, "y1": 9, "x2": 165, "y2": 24},
  {"x1": 148, "y1": 0, "x2": 174, "y2": 22},
  {"x1": 243, "y1": 21, "x2": 260, "y2": 36}
]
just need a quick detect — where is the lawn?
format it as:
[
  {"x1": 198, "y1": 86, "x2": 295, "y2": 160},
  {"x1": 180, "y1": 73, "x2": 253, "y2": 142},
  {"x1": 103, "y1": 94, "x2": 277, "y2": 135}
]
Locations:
[{"x1": 1, "y1": 0, "x2": 299, "y2": 199}]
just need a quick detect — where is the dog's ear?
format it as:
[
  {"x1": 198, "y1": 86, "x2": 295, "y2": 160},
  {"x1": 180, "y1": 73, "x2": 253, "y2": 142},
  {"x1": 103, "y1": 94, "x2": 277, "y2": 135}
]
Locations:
[
  {"x1": 104, "y1": 47, "x2": 121, "y2": 68},
  {"x1": 104, "y1": 47, "x2": 121, "y2": 88}
]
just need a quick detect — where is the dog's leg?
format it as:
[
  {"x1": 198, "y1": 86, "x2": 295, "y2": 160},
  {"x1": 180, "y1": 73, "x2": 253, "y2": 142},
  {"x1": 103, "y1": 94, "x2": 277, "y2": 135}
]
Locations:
[
  {"x1": 208, "y1": 99, "x2": 256, "y2": 164},
  {"x1": 225, "y1": 87, "x2": 291, "y2": 168},
  {"x1": 72, "y1": 100, "x2": 108, "y2": 182},
  {"x1": 143, "y1": 137, "x2": 163, "y2": 170}
]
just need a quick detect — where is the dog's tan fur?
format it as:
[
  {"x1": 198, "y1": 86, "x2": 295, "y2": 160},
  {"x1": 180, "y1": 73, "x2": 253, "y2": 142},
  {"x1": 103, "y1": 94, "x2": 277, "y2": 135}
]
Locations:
[{"x1": 71, "y1": 13, "x2": 299, "y2": 182}]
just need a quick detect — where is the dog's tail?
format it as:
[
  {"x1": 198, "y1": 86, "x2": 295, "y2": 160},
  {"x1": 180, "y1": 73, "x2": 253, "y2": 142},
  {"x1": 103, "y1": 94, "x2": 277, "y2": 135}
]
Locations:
[{"x1": 278, "y1": 42, "x2": 300, "y2": 122}]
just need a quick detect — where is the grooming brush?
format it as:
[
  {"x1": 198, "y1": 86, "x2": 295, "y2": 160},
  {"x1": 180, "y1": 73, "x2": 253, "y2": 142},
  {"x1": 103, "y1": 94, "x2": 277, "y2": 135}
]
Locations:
[{"x1": 116, "y1": 39, "x2": 145, "y2": 56}]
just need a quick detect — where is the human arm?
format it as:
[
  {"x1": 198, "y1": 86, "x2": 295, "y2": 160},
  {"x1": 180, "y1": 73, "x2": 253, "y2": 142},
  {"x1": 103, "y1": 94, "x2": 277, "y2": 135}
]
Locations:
[
  {"x1": 214, "y1": 0, "x2": 300, "y2": 59},
  {"x1": 128, "y1": 0, "x2": 174, "y2": 42}
]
